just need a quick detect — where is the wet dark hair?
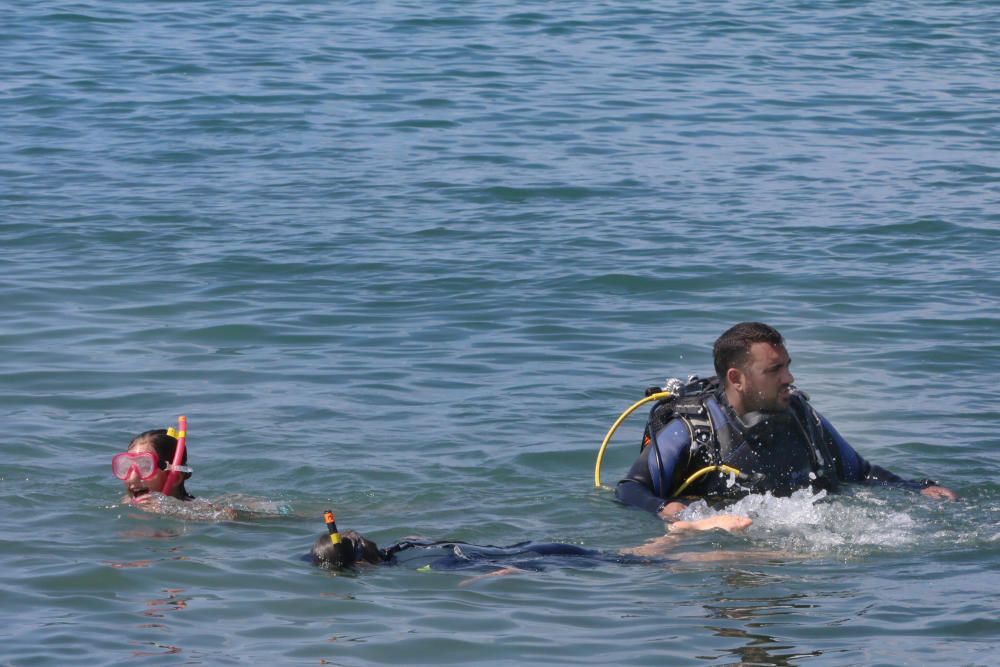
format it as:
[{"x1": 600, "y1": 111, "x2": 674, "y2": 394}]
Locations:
[
  {"x1": 128, "y1": 429, "x2": 192, "y2": 498},
  {"x1": 713, "y1": 322, "x2": 785, "y2": 384},
  {"x1": 310, "y1": 531, "x2": 384, "y2": 570}
]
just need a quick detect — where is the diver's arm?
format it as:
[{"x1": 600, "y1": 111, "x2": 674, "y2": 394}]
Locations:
[
  {"x1": 615, "y1": 449, "x2": 672, "y2": 514},
  {"x1": 668, "y1": 515, "x2": 752, "y2": 533},
  {"x1": 620, "y1": 515, "x2": 753, "y2": 557},
  {"x1": 615, "y1": 422, "x2": 692, "y2": 518},
  {"x1": 821, "y1": 414, "x2": 956, "y2": 499}
]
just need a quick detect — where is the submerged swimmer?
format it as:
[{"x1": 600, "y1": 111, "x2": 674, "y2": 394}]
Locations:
[
  {"x1": 309, "y1": 511, "x2": 752, "y2": 574},
  {"x1": 113, "y1": 428, "x2": 193, "y2": 504}
]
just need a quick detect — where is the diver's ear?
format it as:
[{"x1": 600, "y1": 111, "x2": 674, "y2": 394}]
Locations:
[{"x1": 726, "y1": 366, "x2": 744, "y2": 390}]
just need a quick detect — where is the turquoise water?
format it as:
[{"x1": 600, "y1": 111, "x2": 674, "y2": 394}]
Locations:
[{"x1": 2, "y1": 1, "x2": 999, "y2": 665}]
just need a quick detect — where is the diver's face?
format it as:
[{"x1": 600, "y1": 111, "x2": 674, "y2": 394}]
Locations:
[
  {"x1": 122, "y1": 440, "x2": 170, "y2": 503},
  {"x1": 731, "y1": 342, "x2": 795, "y2": 414}
]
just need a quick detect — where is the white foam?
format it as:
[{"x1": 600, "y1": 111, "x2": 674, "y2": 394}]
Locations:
[
  {"x1": 120, "y1": 493, "x2": 291, "y2": 522},
  {"x1": 678, "y1": 488, "x2": 920, "y2": 556}
]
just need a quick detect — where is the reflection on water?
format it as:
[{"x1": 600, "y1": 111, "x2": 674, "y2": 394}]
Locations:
[
  {"x1": 700, "y1": 576, "x2": 826, "y2": 667},
  {"x1": 119, "y1": 590, "x2": 190, "y2": 660},
  {"x1": 116, "y1": 527, "x2": 183, "y2": 540},
  {"x1": 703, "y1": 624, "x2": 824, "y2": 667},
  {"x1": 659, "y1": 471, "x2": 955, "y2": 667},
  {"x1": 129, "y1": 641, "x2": 181, "y2": 658},
  {"x1": 104, "y1": 559, "x2": 153, "y2": 569},
  {"x1": 140, "y1": 587, "x2": 189, "y2": 618}
]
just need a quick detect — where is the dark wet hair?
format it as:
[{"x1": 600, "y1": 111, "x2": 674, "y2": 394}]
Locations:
[
  {"x1": 310, "y1": 531, "x2": 384, "y2": 570},
  {"x1": 128, "y1": 429, "x2": 192, "y2": 498},
  {"x1": 713, "y1": 322, "x2": 785, "y2": 384}
]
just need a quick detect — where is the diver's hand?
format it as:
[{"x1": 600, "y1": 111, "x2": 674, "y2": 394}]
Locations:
[
  {"x1": 657, "y1": 501, "x2": 687, "y2": 520},
  {"x1": 920, "y1": 485, "x2": 957, "y2": 501},
  {"x1": 668, "y1": 515, "x2": 752, "y2": 534}
]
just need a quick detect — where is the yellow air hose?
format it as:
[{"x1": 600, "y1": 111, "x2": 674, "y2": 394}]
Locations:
[
  {"x1": 670, "y1": 465, "x2": 743, "y2": 496},
  {"x1": 594, "y1": 391, "x2": 673, "y2": 488},
  {"x1": 594, "y1": 391, "x2": 744, "y2": 495}
]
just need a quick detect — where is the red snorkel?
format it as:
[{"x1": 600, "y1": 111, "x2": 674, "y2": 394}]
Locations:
[{"x1": 161, "y1": 415, "x2": 187, "y2": 498}]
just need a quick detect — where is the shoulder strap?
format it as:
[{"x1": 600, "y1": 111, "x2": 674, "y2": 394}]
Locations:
[
  {"x1": 787, "y1": 390, "x2": 836, "y2": 478},
  {"x1": 642, "y1": 376, "x2": 722, "y2": 462}
]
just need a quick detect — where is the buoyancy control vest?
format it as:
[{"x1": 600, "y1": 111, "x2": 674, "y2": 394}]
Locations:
[{"x1": 641, "y1": 376, "x2": 841, "y2": 499}]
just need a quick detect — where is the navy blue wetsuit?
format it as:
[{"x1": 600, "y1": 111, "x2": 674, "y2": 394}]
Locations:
[
  {"x1": 616, "y1": 388, "x2": 930, "y2": 514},
  {"x1": 383, "y1": 540, "x2": 656, "y2": 572}
]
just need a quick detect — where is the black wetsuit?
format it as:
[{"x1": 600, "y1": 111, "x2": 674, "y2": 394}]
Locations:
[
  {"x1": 306, "y1": 540, "x2": 658, "y2": 572},
  {"x1": 381, "y1": 540, "x2": 655, "y2": 572},
  {"x1": 616, "y1": 387, "x2": 931, "y2": 514}
]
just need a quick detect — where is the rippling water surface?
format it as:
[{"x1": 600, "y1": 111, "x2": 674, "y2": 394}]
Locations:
[{"x1": 2, "y1": 1, "x2": 998, "y2": 665}]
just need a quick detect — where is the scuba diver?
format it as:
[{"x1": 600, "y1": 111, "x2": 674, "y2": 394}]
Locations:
[
  {"x1": 310, "y1": 511, "x2": 753, "y2": 573},
  {"x1": 615, "y1": 322, "x2": 957, "y2": 520}
]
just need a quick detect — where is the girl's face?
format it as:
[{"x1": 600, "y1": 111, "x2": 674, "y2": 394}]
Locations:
[{"x1": 121, "y1": 439, "x2": 172, "y2": 502}]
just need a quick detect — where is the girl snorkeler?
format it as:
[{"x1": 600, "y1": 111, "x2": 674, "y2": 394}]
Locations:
[
  {"x1": 112, "y1": 427, "x2": 193, "y2": 504},
  {"x1": 112, "y1": 418, "x2": 289, "y2": 520}
]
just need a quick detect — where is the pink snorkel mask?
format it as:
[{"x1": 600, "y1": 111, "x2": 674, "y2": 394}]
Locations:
[{"x1": 161, "y1": 415, "x2": 189, "y2": 497}]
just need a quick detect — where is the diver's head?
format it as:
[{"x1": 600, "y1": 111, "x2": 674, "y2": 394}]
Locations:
[
  {"x1": 114, "y1": 429, "x2": 191, "y2": 502},
  {"x1": 714, "y1": 322, "x2": 794, "y2": 415},
  {"x1": 310, "y1": 531, "x2": 383, "y2": 570}
]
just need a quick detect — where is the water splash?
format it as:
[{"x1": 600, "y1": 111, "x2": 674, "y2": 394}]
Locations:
[
  {"x1": 678, "y1": 488, "x2": 922, "y2": 557},
  {"x1": 115, "y1": 493, "x2": 292, "y2": 522}
]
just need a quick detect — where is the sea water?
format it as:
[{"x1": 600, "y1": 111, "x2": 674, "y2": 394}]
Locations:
[{"x1": 2, "y1": 1, "x2": 998, "y2": 665}]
